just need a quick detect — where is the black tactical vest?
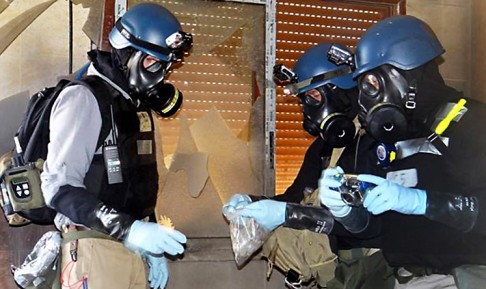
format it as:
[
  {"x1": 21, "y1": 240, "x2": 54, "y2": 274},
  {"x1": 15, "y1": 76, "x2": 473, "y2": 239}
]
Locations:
[
  {"x1": 337, "y1": 100, "x2": 486, "y2": 271},
  {"x1": 84, "y1": 80, "x2": 158, "y2": 220}
]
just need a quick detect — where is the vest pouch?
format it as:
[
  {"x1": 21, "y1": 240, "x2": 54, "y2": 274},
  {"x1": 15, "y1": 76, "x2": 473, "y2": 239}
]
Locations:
[{"x1": 12, "y1": 231, "x2": 61, "y2": 289}]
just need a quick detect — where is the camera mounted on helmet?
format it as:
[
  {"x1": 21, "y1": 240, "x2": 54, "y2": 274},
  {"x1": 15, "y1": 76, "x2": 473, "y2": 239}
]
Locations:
[
  {"x1": 166, "y1": 31, "x2": 193, "y2": 61},
  {"x1": 327, "y1": 44, "x2": 355, "y2": 67},
  {"x1": 114, "y1": 19, "x2": 193, "y2": 63},
  {"x1": 273, "y1": 63, "x2": 353, "y2": 96},
  {"x1": 273, "y1": 64, "x2": 299, "y2": 95}
]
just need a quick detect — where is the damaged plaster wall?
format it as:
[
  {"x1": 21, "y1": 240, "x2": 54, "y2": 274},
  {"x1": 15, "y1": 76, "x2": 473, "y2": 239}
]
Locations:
[
  {"x1": 0, "y1": 0, "x2": 91, "y2": 101},
  {"x1": 0, "y1": 0, "x2": 91, "y2": 153},
  {"x1": 145, "y1": 0, "x2": 266, "y2": 237}
]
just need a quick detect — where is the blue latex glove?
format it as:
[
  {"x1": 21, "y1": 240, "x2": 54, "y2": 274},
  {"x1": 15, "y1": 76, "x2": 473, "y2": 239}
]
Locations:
[
  {"x1": 358, "y1": 174, "x2": 427, "y2": 215},
  {"x1": 318, "y1": 166, "x2": 352, "y2": 217},
  {"x1": 222, "y1": 194, "x2": 252, "y2": 216},
  {"x1": 145, "y1": 254, "x2": 168, "y2": 289},
  {"x1": 238, "y1": 199, "x2": 286, "y2": 231},
  {"x1": 124, "y1": 220, "x2": 187, "y2": 256}
]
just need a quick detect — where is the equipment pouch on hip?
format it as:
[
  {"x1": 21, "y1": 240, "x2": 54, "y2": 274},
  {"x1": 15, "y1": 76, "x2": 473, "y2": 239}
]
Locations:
[
  {"x1": 261, "y1": 226, "x2": 338, "y2": 287},
  {"x1": 11, "y1": 231, "x2": 62, "y2": 289},
  {"x1": 261, "y1": 189, "x2": 338, "y2": 287},
  {"x1": 0, "y1": 151, "x2": 46, "y2": 226},
  {"x1": 59, "y1": 229, "x2": 146, "y2": 289}
]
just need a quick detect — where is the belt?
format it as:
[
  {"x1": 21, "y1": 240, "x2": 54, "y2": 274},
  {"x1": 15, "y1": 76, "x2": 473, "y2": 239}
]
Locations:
[
  {"x1": 62, "y1": 224, "x2": 89, "y2": 233},
  {"x1": 62, "y1": 225, "x2": 89, "y2": 262}
]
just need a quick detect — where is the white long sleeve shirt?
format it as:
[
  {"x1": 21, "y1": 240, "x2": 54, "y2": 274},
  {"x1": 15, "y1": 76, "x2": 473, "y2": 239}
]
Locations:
[{"x1": 40, "y1": 63, "x2": 132, "y2": 228}]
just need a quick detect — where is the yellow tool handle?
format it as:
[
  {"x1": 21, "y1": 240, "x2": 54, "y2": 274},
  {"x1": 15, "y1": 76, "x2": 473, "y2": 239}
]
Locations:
[{"x1": 435, "y1": 98, "x2": 467, "y2": 135}]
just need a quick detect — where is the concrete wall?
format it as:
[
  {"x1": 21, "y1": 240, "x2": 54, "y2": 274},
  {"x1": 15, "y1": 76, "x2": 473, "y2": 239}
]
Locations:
[
  {"x1": 407, "y1": 0, "x2": 479, "y2": 101},
  {"x1": 0, "y1": 0, "x2": 90, "y2": 154}
]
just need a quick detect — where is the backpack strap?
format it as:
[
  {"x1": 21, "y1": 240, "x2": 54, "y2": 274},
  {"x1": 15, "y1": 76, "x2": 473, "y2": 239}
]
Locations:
[
  {"x1": 22, "y1": 76, "x2": 115, "y2": 160},
  {"x1": 71, "y1": 75, "x2": 115, "y2": 150},
  {"x1": 21, "y1": 79, "x2": 73, "y2": 161}
]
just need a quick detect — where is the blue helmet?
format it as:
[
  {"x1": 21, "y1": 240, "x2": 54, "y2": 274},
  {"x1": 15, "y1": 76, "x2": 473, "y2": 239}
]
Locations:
[
  {"x1": 288, "y1": 43, "x2": 358, "y2": 148},
  {"x1": 353, "y1": 15, "x2": 444, "y2": 78},
  {"x1": 109, "y1": 3, "x2": 192, "y2": 62},
  {"x1": 293, "y1": 43, "x2": 356, "y2": 93}
]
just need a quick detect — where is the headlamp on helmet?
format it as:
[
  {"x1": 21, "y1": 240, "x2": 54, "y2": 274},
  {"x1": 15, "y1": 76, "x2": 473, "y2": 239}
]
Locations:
[
  {"x1": 109, "y1": 3, "x2": 193, "y2": 63},
  {"x1": 273, "y1": 64, "x2": 298, "y2": 84},
  {"x1": 273, "y1": 64, "x2": 299, "y2": 95}
]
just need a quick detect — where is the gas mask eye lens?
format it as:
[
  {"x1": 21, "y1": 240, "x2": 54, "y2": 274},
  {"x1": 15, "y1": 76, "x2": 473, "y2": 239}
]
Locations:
[
  {"x1": 143, "y1": 56, "x2": 167, "y2": 73},
  {"x1": 146, "y1": 61, "x2": 163, "y2": 73},
  {"x1": 360, "y1": 73, "x2": 380, "y2": 96},
  {"x1": 302, "y1": 89, "x2": 323, "y2": 106}
]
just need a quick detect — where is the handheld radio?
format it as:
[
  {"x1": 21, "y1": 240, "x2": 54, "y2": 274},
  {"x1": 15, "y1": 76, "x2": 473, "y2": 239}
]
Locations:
[{"x1": 103, "y1": 105, "x2": 123, "y2": 184}]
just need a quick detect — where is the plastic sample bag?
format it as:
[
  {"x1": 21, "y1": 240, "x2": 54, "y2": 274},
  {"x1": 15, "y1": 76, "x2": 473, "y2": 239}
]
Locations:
[{"x1": 224, "y1": 211, "x2": 271, "y2": 268}]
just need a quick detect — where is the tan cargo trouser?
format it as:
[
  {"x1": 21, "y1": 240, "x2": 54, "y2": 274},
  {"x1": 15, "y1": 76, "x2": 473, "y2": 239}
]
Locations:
[{"x1": 60, "y1": 229, "x2": 148, "y2": 289}]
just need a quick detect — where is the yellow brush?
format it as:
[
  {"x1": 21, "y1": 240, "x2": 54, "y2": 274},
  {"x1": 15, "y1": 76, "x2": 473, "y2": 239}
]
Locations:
[{"x1": 435, "y1": 98, "x2": 467, "y2": 135}]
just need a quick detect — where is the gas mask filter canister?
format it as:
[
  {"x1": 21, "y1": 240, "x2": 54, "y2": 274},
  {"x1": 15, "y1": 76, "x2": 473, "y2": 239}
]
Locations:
[{"x1": 144, "y1": 82, "x2": 183, "y2": 117}]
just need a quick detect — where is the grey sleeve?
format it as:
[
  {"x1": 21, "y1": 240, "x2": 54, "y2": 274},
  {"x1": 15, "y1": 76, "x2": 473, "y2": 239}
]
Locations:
[{"x1": 40, "y1": 85, "x2": 102, "y2": 206}]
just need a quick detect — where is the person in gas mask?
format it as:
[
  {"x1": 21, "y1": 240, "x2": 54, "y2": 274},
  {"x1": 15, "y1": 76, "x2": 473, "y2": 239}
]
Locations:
[
  {"x1": 319, "y1": 15, "x2": 486, "y2": 288},
  {"x1": 222, "y1": 42, "x2": 360, "y2": 237},
  {"x1": 40, "y1": 3, "x2": 192, "y2": 289}
]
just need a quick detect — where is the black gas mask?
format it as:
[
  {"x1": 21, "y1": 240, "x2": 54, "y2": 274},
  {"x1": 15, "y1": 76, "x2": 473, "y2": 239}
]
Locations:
[
  {"x1": 125, "y1": 50, "x2": 183, "y2": 117},
  {"x1": 357, "y1": 65, "x2": 417, "y2": 143},
  {"x1": 299, "y1": 84, "x2": 357, "y2": 148}
]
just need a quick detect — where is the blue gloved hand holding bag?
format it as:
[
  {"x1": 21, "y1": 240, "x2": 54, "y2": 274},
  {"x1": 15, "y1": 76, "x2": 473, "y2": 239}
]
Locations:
[
  {"x1": 222, "y1": 193, "x2": 252, "y2": 216},
  {"x1": 237, "y1": 199, "x2": 286, "y2": 231}
]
